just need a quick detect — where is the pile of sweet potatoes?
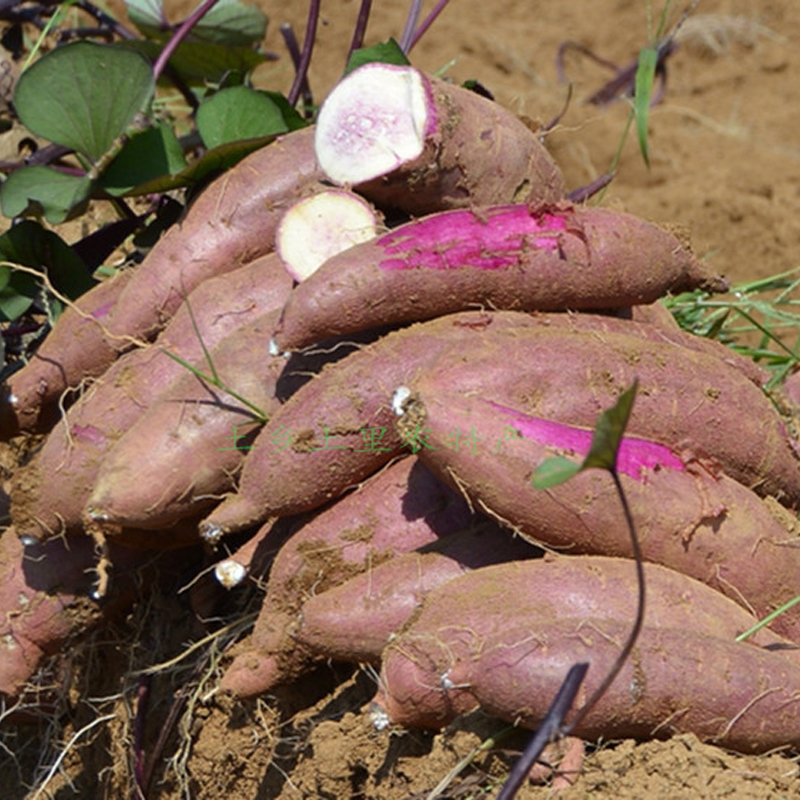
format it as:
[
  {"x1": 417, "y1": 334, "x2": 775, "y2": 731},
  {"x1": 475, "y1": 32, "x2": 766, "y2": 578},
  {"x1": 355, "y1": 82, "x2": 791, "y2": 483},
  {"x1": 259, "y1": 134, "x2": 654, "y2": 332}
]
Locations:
[{"x1": 4, "y1": 61, "x2": 800, "y2": 772}]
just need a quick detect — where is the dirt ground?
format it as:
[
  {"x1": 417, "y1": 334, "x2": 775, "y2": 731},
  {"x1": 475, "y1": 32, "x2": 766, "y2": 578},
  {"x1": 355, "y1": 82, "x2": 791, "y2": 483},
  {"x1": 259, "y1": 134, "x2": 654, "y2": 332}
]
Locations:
[{"x1": 3, "y1": 0, "x2": 800, "y2": 797}]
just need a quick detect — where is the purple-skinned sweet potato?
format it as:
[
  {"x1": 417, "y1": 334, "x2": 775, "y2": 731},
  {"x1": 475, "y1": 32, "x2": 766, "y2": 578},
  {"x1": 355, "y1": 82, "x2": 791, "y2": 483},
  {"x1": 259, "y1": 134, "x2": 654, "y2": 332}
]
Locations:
[
  {"x1": 272, "y1": 202, "x2": 726, "y2": 351},
  {"x1": 314, "y1": 63, "x2": 565, "y2": 215},
  {"x1": 394, "y1": 388, "x2": 800, "y2": 643},
  {"x1": 376, "y1": 616, "x2": 800, "y2": 754},
  {"x1": 1, "y1": 126, "x2": 323, "y2": 433},
  {"x1": 220, "y1": 455, "x2": 483, "y2": 697},
  {"x1": 204, "y1": 309, "x2": 799, "y2": 542},
  {"x1": 10, "y1": 253, "x2": 293, "y2": 544},
  {"x1": 82, "y1": 308, "x2": 343, "y2": 535},
  {"x1": 1, "y1": 268, "x2": 134, "y2": 435},
  {"x1": 199, "y1": 312, "x2": 519, "y2": 542},
  {"x1": 294, "y1": 526, "x2": 542, "y2": 665},
  {"x1": 301, "y1": 555, "x2": 797, "y2": 668},
  {"x1": 0, "y1": 527, "x2": 169, "y2": 699},
  {"x1": 399, "y1": 316, "x2": 800, "y2": 505}
]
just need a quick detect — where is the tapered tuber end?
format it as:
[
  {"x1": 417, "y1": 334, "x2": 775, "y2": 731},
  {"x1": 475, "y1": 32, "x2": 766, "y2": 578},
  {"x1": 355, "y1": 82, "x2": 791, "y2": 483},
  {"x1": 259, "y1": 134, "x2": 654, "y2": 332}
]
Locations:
[
  {"x1": 220, "y1": 653, "x2": 283, "y2": 698},
  {"x1": 315, "y1": 63, "x2": 435, "y2": 185}
]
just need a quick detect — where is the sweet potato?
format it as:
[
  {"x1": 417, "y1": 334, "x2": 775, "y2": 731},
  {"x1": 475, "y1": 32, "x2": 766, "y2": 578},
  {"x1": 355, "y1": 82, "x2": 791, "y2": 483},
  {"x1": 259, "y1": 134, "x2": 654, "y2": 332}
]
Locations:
[
  {"x1": 206, "y1": 308, "x2": 797, "y2": 540},
  {"x1": 220, "y1": 455, "x2": 482, "y2": 697},
  {"x1": 2, "y1": 126, "x2": 323, "y2": 433},
  {"x1": 10, "y1": 253, "x2": 293, "y2": 544},
  {"x1": 376, "y1": 616, "x2": 800, "y2": 754},
  {"x1": 1, "y1": 268, "x2": 134, "y2": 435},
  {"x1": 0, "y1": 527, "x2": 166, "y2": 699},
  {"x1": 540, "y1": 310, "x2": 770, "y2": 388},
  {"x1": 271, "y1": 202, "x2": 726, "y2": 351},
  {"x1": 394, "y1": 388, "x2": 800, "y2": 642},
  {"x1": 82, "y1": 308, "x2": 336, "y2": 534},
  {"x1": 199, "y1": 313, "x2": 513, "y2": 541},
  {"x1": 314, "y1": 63, "x2": 565, "y2": 214},
  {"x1": 302, "y1": 555, "x2": 797, "y2": 668},
  {"x1": 400, "y1": 316, "x2": 800, "y2": 504},
  {"x1": 294, "y1": 527, "x2": 541, "y2": 665}
]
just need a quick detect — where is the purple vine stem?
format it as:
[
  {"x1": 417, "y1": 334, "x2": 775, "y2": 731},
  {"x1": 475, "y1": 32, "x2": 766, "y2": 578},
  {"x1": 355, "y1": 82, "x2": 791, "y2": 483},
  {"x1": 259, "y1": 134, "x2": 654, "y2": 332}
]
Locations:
[
  {"x1": 399, "y1": 0, "x2": 422, "y2": 53},
  {"x1": 280, "y1": 22, "x2": 313, "y2": 116},
  {"x1": 347, "y1": 0, "x2": 373, "y2": 60},
  {"x1": 152, "y1": 0, "x2": 221, "y2": 82},
  {"x1": 287, "y1": 0, "x2": 320, "y2": 108},
  {"x1": 408, "y1": 0, "x2": 453, "y2": 52}
]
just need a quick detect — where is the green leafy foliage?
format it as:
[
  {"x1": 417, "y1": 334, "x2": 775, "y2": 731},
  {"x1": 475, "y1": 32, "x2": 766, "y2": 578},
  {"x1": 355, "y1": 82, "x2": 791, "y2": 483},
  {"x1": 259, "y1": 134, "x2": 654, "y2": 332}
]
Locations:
[
  {"x1": 345, "y1": 39, "x2": 410, "y2": 74},
  {"x1": 13, "y1": 41, "x2": 154, "y2": 163},
  {"x1": 667, "y1": 270, "x2": 800, "y2": 387},
  {"x1": 531, "y1": 381, "x2": 639, "y2": 489},
  {"x1": 0, "y1": 221, "x2": 93, "y2": 321},
  {"x1": 0, "y1": 167, "x2": 93, "y2": 224},
  {"x1": 196, "y1": 86, "x2": 291, "y2": 149},
  {"x1": 100, "y1": 124, "x2": 187, "y2": 196}
]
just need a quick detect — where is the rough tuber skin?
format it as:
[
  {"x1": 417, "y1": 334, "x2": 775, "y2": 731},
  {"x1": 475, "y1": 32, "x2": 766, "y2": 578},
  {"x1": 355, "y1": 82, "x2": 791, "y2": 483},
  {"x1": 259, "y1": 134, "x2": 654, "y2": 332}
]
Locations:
[
  {"x1": 272, "y1": 203, "x2": 727, "y2": 351},
  {"x1": 395, "y1": 387, "x2": 800, "y2": 642},
  {"x1": 10, "y1": 253, "x2": 293, "y2": 544},
  {"x1": 376, "y1": 616, "x2": 800, "y2": 754},
  {"x1": 219, "y1": 456, "x2": 481, "y2": 697},
  {"x1": 314, "y1": 63, "x2": 566, "y2": 215}
]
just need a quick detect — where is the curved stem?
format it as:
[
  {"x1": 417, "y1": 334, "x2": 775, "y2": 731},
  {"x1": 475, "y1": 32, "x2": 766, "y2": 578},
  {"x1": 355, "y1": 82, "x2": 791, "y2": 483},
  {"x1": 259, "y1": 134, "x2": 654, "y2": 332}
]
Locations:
[
  {"x1": 562, "y1": 469, "x2": 646, "y2": 737},
  {"x1": 152, "y1": 0, "x2": 221, "y2": 82}
]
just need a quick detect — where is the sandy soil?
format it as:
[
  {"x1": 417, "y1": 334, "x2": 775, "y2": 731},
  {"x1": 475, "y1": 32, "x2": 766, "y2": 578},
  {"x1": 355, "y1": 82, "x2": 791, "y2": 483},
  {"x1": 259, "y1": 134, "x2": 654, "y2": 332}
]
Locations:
[{"x1": 3, "y1": 0, "x2": 800, "y2": 797}]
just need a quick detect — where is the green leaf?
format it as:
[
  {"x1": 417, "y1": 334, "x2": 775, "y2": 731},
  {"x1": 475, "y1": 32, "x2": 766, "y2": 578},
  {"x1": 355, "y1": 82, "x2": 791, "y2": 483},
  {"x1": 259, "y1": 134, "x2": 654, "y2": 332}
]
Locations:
[
  {"x1": 582, "y1": 380, "x2": 639, "y2": 472},
  {"x1": 126, "y1": 38, "x2": 267, "y2": 85},
  {"x1": 261, "y1": 90, "x2": 308, "y2": 131},
  {"x1": 14, "y1": 42, "x2": 154, "y2": 163},
  {"x1": 196, "y1": 86, "x2": 289, "y2": 149},
  {"x1": 126, "y1": 0, "x2": 266, "y2": 46},
  {"x1": 0, "y1": 220, "x2": 94, "y2": 321},
  {"x1": 0, "y1": 166, "x2": 93, "y2": 224},
  {"x1": 125, "y1": 0, "x2": 164, "y2": 37},
  {"x1": 633, "y1": 46, "x2": 657, "y2": 168},
  {"x1": 100, "y1": 123, "x2": 187, "y2": 196},
  {"x1": 0, "y1": 276, "x2": 37, "y2": 321},
  {"x1": 345, "y1": 38, "x2": 410, "y2": 75},
  {"x1": 531, "y1": 381, "x2": 639, "y2": 490},
  {"x1": 531, "y1": 456, "x2": 581, "y2": 490},
  {"x1": 192, "y1": 0, "x2": 268, "y2": 46},
  {"x1": 106, "y1": 135, "x2": 275, "y2": 197}
]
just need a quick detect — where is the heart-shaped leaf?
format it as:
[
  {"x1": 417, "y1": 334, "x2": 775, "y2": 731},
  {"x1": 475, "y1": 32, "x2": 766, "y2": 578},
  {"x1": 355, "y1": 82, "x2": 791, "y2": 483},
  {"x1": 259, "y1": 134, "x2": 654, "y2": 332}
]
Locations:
[
  {"x1": 196, "y1": 86, "x2": 288, "y2": 149},
  {"x1": 0, "y1": 166, "x2": 93, "y2": 223},
  {"x1": 14, "y1": 42, "x2": 154, "y2": 162},
  {"x1": 193, "y1": 0, "x2": 268, "y2": 46}
]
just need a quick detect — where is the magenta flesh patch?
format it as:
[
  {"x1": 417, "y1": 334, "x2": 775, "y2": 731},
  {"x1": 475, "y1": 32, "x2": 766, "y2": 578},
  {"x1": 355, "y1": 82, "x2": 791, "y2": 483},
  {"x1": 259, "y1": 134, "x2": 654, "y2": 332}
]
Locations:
[
  {"x1": 488, "y1": 401, "x2": 684, "y2": 481},
  {"x1": 379, "y1": 206, "x2": 567, "y2": 271}
]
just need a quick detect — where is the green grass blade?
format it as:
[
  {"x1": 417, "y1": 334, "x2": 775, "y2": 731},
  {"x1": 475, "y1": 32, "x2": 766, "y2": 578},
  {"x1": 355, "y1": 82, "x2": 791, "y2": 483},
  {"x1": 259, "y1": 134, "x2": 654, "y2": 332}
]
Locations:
[
  {"x1": 634, "y1": 46, "x2": 657, "y2": 168},
  {"x1": 159, "y1": 348, "x2": 269, "y2": 422}
]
